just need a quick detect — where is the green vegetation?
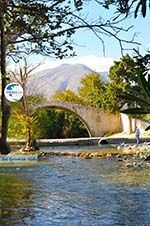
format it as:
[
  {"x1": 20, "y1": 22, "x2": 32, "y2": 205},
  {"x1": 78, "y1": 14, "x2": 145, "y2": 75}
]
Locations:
[
  {"x1": 8, "y1": 98, "x2": 40, "y2": 141},
  {"x1": 103, "y1": 54, "x2": 142, "y2": 112},
  {"x1": 52, "y1": 89, "x2": 84, "y2": 105},
  {"x1": 120, "y1": 53, "x2": 150, "y2": 115},
  {"x1": 79, "y1": 72, "x2": 105, "y2": 108},
  {"x1": 8, "y1": 107, "x2": 88, "y2": 139},
  {"x1": 34, "y1": 109, "x2": 88, "y2": 138}
]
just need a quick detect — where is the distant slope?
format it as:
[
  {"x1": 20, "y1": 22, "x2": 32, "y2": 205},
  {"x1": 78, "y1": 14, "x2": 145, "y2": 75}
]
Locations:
[{"x1": 26, "y1": 63, "x2": 108, "y2": 99}]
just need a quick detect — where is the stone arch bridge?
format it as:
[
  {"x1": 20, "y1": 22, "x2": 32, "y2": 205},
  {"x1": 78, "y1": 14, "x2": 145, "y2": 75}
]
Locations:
[{"x1": 32, "y1": 101, "x2": 122, "y2": 137}]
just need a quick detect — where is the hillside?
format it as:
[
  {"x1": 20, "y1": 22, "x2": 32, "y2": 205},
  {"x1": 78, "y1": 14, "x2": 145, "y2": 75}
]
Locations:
[{"x1": 26, "y1": 63, "x2": 108, "y2": 99}]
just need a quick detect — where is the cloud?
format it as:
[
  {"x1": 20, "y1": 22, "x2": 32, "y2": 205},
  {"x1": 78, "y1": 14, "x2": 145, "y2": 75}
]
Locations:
[
  {"x1": 36, "y1": 55, "x2": 115, "y2": 72},
  {"x1": 75, "y1": 55, "x2": 114, "y2": 71}
]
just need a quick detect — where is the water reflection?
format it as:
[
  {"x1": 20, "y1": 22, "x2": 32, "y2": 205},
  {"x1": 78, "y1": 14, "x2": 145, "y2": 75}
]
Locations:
[{"x1": 0, "y1": 171, "x2": 34, "y2": 226}]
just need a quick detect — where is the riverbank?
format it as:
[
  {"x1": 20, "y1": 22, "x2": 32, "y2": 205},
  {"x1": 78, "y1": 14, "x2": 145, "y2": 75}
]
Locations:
[
  {"x1": 2, "y1": 132, "x2": 149, "y2": 165},
  {"x1": 8, "y1": 132, "x2": 150, "y2": 147},
  {"x1": 8, "y1": 136, "x2": 150, "y2": 161}
]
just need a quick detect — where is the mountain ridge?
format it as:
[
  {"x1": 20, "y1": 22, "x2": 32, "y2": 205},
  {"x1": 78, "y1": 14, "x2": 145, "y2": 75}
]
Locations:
[{"x1": 26, "y1": 63, "x2": 108, "y2": 99}]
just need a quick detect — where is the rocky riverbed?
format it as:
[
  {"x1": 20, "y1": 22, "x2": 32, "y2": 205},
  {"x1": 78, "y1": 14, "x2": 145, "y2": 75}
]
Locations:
[
  {"x1": 5, "y1": 133, "x2": 150, "y2": 168},
  {"x1": 35, "y1": 142, "x2": 150, "y2": 169}
]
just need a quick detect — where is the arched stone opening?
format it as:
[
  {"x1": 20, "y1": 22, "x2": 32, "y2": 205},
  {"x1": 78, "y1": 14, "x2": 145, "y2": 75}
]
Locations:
[{"x1": 33, "y1": 105, "x2": 92, "y2": 138}]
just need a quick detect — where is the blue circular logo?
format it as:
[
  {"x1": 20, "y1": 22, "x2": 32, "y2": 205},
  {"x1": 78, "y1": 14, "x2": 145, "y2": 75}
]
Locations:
[{"x1": 4, "y1": 83, "x2": 23, "y2": 102}]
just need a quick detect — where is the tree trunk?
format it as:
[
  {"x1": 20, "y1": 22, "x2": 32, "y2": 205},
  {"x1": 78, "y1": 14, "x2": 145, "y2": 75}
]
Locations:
[
  {"x1": 26, "y1": 126, "x2": 31, "y2": 148},
  {"x1": 0, "y1": 12, "x2": 10, "y2": 154}
]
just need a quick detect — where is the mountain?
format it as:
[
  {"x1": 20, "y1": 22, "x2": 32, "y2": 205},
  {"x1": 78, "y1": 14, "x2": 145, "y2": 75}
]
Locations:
[{"x1": 26, "y1": 63, "x2": 108, "y2": 99}]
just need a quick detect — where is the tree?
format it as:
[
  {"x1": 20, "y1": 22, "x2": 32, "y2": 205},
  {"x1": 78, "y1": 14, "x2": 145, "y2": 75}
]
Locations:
[
  {"x1": 101, "y1": 82, "x2": 122, "y2": 112},
  {"x1": 79, "y1": 72, "x2": 105, "y2": 108},
  {"x1": 104, "y1": 54, "x2": 144, "y2": 133},
  {"x1": 95, "y1": 0, "x2": 150, "y2": 115},
  {"x1": 9, "y1": 59, "x2": 45, "y2": 151},
  {"x1": 120, "y1": 52, "x2": 150, "y2": 114},
  {"x1": 2, "y1": 0, "x2": 138, "y2": 61},
  {"x1": 103, "y1": 54, "x2": 142, "y2": 113},
  {"x1": 61, "y1": 111, "x2": 88, "y2": 138},
  {"x1": 29, "y1": 107, "x2": 88, "y2": 139},
  {"x1": 8, "y1": 100, "x2": 40, "y2": 145},
  {"x1": 52, "y1": 89, "x2": 84, "y2": 104},
  {"x1": 108, "y1": 52, "x2": 150, "y2": 134},
  {"x1": 32, "y1": 109, "x2": 62, "y2": 139},
  {"x1": 0, "y1": 11, "x2": 10, "y2": 153},
  {"x1": 99, "y1": 0, "x2": 150, "y2": 18}
]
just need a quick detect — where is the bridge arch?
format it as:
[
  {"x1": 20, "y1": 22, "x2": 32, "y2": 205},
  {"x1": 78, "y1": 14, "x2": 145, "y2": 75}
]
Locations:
[
  {"x1": 33, "y1": 102, "x2": 92, "y2": 137},
  {"x1": 32, "y1": 101, "x2": 122, "y2": 137}
]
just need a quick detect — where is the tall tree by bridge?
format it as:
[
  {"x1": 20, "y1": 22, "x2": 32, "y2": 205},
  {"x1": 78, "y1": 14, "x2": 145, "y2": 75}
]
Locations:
[
  {"x1": 103, "y1": 54, "x2": 142, "y2": 113},
  {"x1": 79, "y1": 72, "x2": 105, "y2": 108},
  {"x1": 120, "y1": 52, "x2": 150, "y2": 115}
]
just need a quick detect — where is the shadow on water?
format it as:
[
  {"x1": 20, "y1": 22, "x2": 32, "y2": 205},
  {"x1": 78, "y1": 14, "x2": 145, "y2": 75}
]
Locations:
[{"x1": 0, "y1": 168, "x2": 35, "y2": 226}]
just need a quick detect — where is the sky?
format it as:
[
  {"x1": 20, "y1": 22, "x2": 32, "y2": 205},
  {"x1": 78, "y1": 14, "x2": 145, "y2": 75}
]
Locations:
[{"x1": 16, "y1": 1, "x2": 150, "y2": 73}]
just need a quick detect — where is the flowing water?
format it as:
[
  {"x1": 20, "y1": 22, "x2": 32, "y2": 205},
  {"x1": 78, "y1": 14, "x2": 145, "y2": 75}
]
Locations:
[{"x1": 0, "y1": 146, "x2": 150, "y2": 226}]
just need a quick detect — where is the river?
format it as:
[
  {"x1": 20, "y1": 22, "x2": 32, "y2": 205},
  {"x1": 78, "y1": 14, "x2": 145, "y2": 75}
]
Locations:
[{"x1": 0, "y1": 146, "x2": 150, "y2": 226}]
